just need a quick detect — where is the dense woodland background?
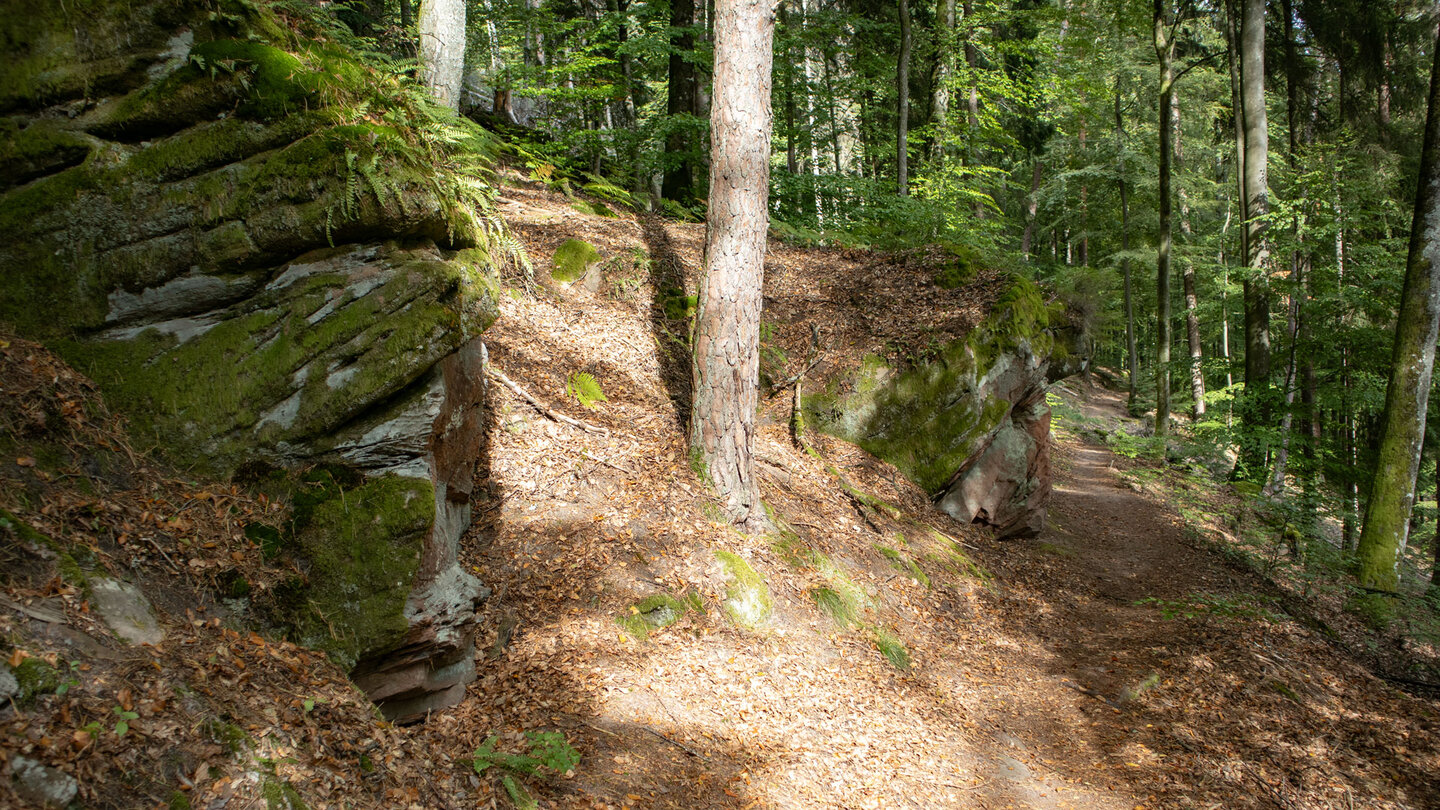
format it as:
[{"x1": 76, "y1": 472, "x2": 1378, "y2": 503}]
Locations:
[{"x1": 356, "y1": 0, "x2": 1440, "y2": 592}]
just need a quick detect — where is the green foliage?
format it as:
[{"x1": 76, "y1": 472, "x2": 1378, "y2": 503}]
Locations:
[
  {"x1": 472, "y1": 731, "x2": 580, "y2": 778},
  {"x1": 566, "y1": 372, "x2": 607, "y2": 409}
]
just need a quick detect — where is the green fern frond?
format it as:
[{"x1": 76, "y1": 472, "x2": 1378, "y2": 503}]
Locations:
[{"x1": 566, "y1": 372, "x2": 607, "y2": 410}]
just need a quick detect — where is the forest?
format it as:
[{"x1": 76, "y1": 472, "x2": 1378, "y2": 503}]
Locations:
[
  {"x1": 3, "y1": 0, "x2": 1440, "y2": 807},
  {"x1": 410, "y1": 0, "x2": 1440, "y2": 598}
]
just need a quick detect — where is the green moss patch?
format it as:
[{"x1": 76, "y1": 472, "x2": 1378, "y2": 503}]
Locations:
[
  {"x1": 11, "y1": 657, "x2": 61, "y2": 706},
  {"x1": 263, "y1": 471, "x2": 432, "y2": 670},
  {"x1": 875, "y1": 543, "x2": 930, "y2": 588},
  {"x1": 871, "y1": 626, "x2": 911, "y2": 671},
  {"x1": 714, "y1": 551, "x2": 772, "y2": 630},
  {"x1": 617, "y1": 592, "x2": 703, "y2": 640},
  {"x1": 551, "y1": 239, "x2": 600, "y2": 283}
]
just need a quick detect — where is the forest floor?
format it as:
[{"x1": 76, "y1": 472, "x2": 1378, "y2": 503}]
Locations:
[
  {"x1": 409, "y1": 174, "x2": 1440, "y2": 809},
  {"x1": 2, "y1": 170, "x2": 1438, "y2": 810}
]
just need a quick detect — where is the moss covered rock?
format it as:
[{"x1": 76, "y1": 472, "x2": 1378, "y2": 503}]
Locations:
[
  {"x1": 807, "y1": 276, "x2": 1052, "y2": 538},
  {"x1": 551, "y1": 238, "x2": 600, "y2": 283},
  {"x1": 0, "y1": 0, "x2": 503, "y2": 720}
]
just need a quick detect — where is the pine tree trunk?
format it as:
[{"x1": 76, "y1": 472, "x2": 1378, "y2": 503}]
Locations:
[
  {"x1": 692, "y1": 0, "x2": 775, "y2": 533},
  {"x1": 1154, "y1": 0, "x2": 1174, "y2": 439},
  {"x1": 664, "y1": 0, "x2": 699, "y2": 202},
  {"x1": 418, "y1": 0, "x2": 466, "y2": 111},
  {"x1": 1356, "y1": 38, "x2": 1440, "y2": 596},
  {"x1": 897, "y1": 0, "x2": 912, "y2": 196}
]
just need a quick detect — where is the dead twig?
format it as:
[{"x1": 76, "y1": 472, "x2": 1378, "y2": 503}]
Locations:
[
  {"x1": 488, "y1": 366, "x2": 609, "y2": 435},
  {"x1": 580, "y1": 451, "x2": 636, "y2": 475},
  {"x1": 639, "y1": 726, "x2": 702, "y2": 758}
]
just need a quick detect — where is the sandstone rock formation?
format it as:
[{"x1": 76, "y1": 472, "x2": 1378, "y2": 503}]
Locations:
[
  {"x1": 807, "y1": 277, "x2": 1052, "y2": 538},
  {"x1": 2, "y1": 0, "x2": 501, "y2": 720}
]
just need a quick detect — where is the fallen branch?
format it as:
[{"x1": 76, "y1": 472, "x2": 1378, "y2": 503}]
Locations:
[
  {"x1": 488, "y1": 366, "x2": 609, "y2": 435},
  {"x1": 0, "y1": 595, "x2": 65, "y2": 624}
]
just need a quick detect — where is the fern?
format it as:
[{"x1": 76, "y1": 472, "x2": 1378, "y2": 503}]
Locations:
[{"x1": 566, "y1": 372, "x2": 607, "y2": 409}]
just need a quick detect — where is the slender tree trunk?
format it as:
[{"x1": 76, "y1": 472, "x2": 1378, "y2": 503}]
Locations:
[
  {"x1": 1117, "y1": 83, "x2": 1138, "y2": 407},
  {"x1": 931, "y1": 0, "x2": 957, "y2": 162},
  {"x1": 664, "y1": 0, "x2": 699, "y2": 202},
  {"x1": 1021, "y1": 160, "x2": 1042, "y2": 258},
  {"x1": 1155, "y1": 0, "x2": 1175, "y2": 438},
  {"x1": 401, "y1": 0, "x2": 414, "y2": 28},
  {"x1": 1356, "y1": 38, "x2": 1440, "y2": 596},
  {"x1": 962, "y1": 0, "x2": 982, "y2": 217},
  {"x1": 825, "y1": 54, "x2": 845, "y2": 171},
  {"x1": 897, "y1": 0, "x2": 913, "y2": 196},
  {"x1": 780, "y1": 2, "x2": 798, "y2": 176},
  {"x1": 692, "y1": 0, "x2": 775, "y2": 533},
  {"x1": 1174, "y1": 91, "x2": 1205, "y2": 419},
  {"x1": 1433, "y1": 451, "x2": 1439, "y2": 585},
  {"x1": 418, "y1": 0, "x2": 466, "y2": 111}
]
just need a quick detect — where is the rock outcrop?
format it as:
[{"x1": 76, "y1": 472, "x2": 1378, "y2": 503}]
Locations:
[
  {"x1": 807, "y1": 277, "x2": 1052, "y2": 538},
  {"x1": 2, "y1": 0, "x2": 502, "y2": 719}
]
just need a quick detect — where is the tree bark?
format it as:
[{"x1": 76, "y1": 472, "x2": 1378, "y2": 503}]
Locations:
[
  {"x1": 1357, "y1": 37, "x2": 1440, "y2": 595},
  {"x1": 1117, "y1": 82, "x2": 1137, "y2": 408},
  {"x1": 1021, "y1": 160, "x2": 1042, "y2": 258},
  {"x1": 1173, "y1": 90, "x2": 1204, "y2": 419},
  {"x1": 930, "y1": 0, "x2": 957, "y2": 162},
  {"x1": 897, "y1": 0, "x2": 913, "y2": 196},
  {"x1": 1155, "y1": 0, "x2": 1175, "y2": 438},
  {"x1": 692, "y1": 0, "x2": 775, "y2": 532},
  {"x1": 664, "y1": 0, "x2": 699, "y2": 202},
  {"x1": 418, "y1": 0, "x2": 466, "y2": 111},
  {"x1": 1236, "y1": 0, "x2": 1273, "y2": 479}
]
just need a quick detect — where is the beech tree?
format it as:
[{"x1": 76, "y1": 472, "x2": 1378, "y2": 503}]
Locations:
[
  {"x1": 691, "y1": 0, "x2": 775, "y2": 532},
  {"x1": 418, "y1": 0, "x2": 465, "y2": 110},
  {"x1": 1356, "y1": 38, "x2": 1440, "y2": 598}
]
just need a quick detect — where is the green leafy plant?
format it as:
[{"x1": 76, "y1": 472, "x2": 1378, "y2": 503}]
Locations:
[
  {"x1": 566, "y1": 372, "x2": 607, "y2": 409},
  {"x1": 113, "y1": 705, "x2": 139, "y2": 736},
  {"x1": 471, "y1": 731, "x2": 579, "y2": 808}
]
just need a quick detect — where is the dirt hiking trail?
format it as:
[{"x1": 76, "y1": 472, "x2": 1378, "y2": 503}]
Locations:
[{"x1": 405, "y1": 179, "x2": 1440, "y2": 810}]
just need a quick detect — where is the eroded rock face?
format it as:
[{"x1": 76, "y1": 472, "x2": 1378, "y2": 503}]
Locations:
[
  {"x1": 1, "y1": 0, "x2": 499, "y2": 719},
  {"x1": 808, "y1": 277, "x2": 1052, "y2": 538}
]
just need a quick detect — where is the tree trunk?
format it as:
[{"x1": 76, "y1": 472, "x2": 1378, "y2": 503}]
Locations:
[
  {"x1": 930, "y1": 0, "x2": 957, "y2": 162},
  {"x1": 897, "y1": 0, "x2": 913, "y2": 196},
  {"x1": 1116, "y1": 83, "x2": 1138, "y2": 408},
  {"x1": 1238, "y1": 0, "x2": 1273, "y2": 479},
  {"x1": 1356, "y1": 38, "x2": 1440, "y2": 596},
  {"x1": 1154, "y1": 0, "x2": 1175, "y2": 439},
  {"x1": 1021, "y1": 160, "x2": 1042, "y2": 258},
  {"x1": 1173, "y1": 90, "x2": 1204, "y2": 419},
  {"x1": 962, "y1": 0, "x2": 982, "y2": 217},
  {"x1": 418, "y1": 0, "x2": 466, "y2": 111},
  {"x1": 780, "y1": 2, "x2": 798, "y2": 176},
  {"x1": 692, "y1": 0, "x2": 775, "y2": 533},
  {"x1": 664, "y1": 0, "x2": 699, "y2": 202},
  {"x1": 400, "y1": 0, "x2": 414, "y2": 28}
]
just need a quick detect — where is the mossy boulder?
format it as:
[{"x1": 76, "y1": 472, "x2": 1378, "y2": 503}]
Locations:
[
  {"x1": 551, "y1": 238, "x2": 600, "y2": 283},
  {"x1": 806, "y1": 276, "x2": 1053, "y2": 538},
  {"x1": 715, "y1": 551, "x2": 773, "y2": 629},
  {"x1": 0, "y1": 0, "x2": 501, "y2": 720}
]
